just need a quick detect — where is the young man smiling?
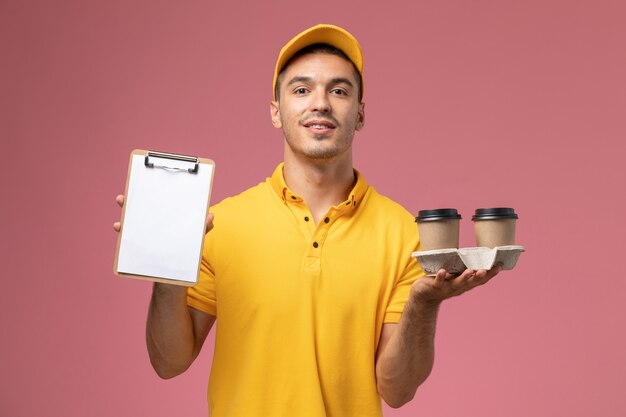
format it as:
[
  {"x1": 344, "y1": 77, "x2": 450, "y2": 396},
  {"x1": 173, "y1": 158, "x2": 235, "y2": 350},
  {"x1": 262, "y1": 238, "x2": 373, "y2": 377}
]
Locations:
[
  {"x1": 115, "y1": 24, "x2": 501, "y2": 417},
  {"x1": 270, "y1": 43, "x2": 364, "y2": 224}
]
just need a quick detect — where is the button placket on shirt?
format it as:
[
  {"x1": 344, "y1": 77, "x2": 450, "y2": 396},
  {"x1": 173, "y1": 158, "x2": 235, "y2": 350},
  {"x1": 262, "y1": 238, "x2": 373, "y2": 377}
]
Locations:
[
  {"x1": 283, "y1": 193, "x2": 323, "y2": 272},
  {"x1": 283, "y1": 189, "x2": 317, "y2": 237},
  {"x1": 283, "y1": 189, "x2": 359, "y2": 272},
  {"x1": 308, "y1": 194, "x2": 359, "y2": 252},
  {"x1": 308, "y1": 204, "x2": 346, "y2": 257},
  {"x1": 309, "y1": 218, "x2": 328, "y2": 254}
]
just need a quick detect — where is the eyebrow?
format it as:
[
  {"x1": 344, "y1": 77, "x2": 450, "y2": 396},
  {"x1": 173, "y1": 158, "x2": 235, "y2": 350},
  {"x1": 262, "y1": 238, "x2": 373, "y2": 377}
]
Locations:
[
  {"x1": 330, "y1": 77, "x2": 354, "y2": 88},
  {"x1": 287, "y1": 76, "x2": 355, "y2": 88},
  {"x1": 287, "y1": 76, "x2": 312, "y2": 86}
]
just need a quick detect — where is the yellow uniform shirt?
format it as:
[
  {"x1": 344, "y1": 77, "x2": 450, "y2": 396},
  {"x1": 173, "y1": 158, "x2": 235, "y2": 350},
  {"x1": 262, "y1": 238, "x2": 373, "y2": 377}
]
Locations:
[{"x1": 188, "y1": 164, "x2": 424, "y2": 417}]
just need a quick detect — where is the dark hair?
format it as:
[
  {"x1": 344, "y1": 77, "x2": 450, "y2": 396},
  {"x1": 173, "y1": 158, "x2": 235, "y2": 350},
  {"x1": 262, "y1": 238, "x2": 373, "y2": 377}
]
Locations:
[{"x1": 275, "y1": 43, "x2": 363, "y2": 101}]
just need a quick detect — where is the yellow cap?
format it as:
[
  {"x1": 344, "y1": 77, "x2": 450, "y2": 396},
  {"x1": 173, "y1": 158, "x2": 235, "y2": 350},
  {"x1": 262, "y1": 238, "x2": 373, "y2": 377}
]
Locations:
[{"x1": 273, "y1": 24, "x2": 364, "y2": 100}]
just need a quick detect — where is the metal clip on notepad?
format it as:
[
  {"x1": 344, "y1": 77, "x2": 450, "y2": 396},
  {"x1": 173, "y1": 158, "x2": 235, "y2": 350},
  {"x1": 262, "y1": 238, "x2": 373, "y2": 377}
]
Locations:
[{"x1": 144, "y1": 150, "x2": 199, "y2": 174}]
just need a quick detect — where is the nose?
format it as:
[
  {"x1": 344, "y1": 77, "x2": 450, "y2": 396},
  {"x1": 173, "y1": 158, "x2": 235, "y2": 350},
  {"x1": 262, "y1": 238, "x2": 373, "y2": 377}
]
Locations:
[{"x1": 310, "y1": 88, "x2": 331, "y2": 113}]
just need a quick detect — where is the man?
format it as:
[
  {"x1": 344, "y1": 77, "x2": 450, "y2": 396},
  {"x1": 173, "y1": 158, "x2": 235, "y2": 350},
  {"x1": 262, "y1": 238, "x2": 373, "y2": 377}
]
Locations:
[{"x1": 114, "y1": 24, "x2": 500, "y2": 416}]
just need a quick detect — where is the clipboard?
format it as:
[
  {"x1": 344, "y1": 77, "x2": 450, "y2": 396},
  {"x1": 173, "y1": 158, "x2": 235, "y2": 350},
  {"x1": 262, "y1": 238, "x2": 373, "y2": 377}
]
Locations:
[{"x1": 114, "y1": 149, "x2": 215, "y2": 286}]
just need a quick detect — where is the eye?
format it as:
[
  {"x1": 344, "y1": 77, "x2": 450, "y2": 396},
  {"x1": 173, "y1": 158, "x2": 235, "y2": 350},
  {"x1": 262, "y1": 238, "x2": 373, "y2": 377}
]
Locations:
[
  {"x1": 330, "y1": 88, "x2": 348, "y2": 96},
  {"x1": 294, "y1": 87, "x2": 309, "y2": 95}
]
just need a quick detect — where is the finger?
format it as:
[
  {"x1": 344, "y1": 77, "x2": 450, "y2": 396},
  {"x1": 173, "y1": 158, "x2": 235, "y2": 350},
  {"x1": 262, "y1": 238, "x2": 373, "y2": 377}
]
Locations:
[
  {"x1": 475, "y1": 269, "x2": 487, "y2": 280},
  {"x1": 116, "y1": 195, "x2": 125, "y2": 207},
  {"x1": 479, "y1": 264, "x2": 502, "y2": 281},
  {"x1": 470, "y1": 269, "x2": 493, "y2": 287},
  {"x1": 205, "y1": 212, "x2": 215, "y2": 234},
  {"x1": 444, "y1": 268, "x2": 462, "y2": 280},
  {"x1": 476, "y1": 265, "x2": 502, "y2": 285},
  {"x1": 460, "y1": 268, "x2": 475, "y2": 283},
  {"x1": 434, "y1": 269, "x2": 446, "y2": 288},
  {"x1": 489, "y1": 264, "x2": 503, "y2": 277},
  {"x1": 113, "y1": 222, "x2": 121, "y2": 232},
  {"x1": 444, "y1": 271, "x2": 458, "y2": 280},
  {"x1": 460, "y1": 268, "x2": 475, "y2": 279},
  {"x1": 450, "y1": 269, "x2": 475, "y2": 286}
]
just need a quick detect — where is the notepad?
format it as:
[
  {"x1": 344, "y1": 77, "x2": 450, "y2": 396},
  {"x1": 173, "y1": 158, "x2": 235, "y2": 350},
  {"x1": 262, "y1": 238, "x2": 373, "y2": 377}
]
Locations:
[{"x1": 114, "y1": 150, "x2": 215, "y2": 286}]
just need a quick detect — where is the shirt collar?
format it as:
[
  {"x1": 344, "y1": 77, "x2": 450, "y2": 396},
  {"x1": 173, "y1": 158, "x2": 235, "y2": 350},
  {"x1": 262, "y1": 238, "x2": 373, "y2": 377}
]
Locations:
[{"x1": 268, "y1": 163, "x2": 368, "y2": 210}]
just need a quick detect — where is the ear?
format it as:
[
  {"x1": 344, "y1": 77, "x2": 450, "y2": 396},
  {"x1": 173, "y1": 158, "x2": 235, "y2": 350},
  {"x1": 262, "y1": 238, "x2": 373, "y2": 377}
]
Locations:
[
  {"x1": 355, "y1": 101, "x2": 365, "y2": 131},
  {"x1": 270, "y1": 101, "x2": 282, "y2": 129}
]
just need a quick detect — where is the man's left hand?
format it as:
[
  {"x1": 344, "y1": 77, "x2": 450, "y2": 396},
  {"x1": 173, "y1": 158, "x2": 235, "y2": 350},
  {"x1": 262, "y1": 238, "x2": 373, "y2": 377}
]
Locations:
[{"x1": 409, "y1": 265, "x2": 502, "y2": 307}]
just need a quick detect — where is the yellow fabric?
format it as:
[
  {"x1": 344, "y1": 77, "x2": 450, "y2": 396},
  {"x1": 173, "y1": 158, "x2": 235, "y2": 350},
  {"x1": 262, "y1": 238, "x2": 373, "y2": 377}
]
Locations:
[
  {"x1": 272, "y1": 24, "x2": 364, "y2": 100},
  {"x1": 187, "y1": 164, "x2": 424, "y2": 417}
]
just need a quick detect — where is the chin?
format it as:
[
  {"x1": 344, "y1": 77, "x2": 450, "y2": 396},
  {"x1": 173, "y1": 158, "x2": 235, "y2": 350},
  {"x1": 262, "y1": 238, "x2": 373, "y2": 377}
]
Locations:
[{"x1": 303, "y1": 146, "x2": 347, "y2": 161}]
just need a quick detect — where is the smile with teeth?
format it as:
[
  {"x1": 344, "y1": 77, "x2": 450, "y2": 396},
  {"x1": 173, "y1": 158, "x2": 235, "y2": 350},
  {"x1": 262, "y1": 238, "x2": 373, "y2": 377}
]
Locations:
[{"x1": 303, "y1": 120, "x2": 336, "y2": 131}]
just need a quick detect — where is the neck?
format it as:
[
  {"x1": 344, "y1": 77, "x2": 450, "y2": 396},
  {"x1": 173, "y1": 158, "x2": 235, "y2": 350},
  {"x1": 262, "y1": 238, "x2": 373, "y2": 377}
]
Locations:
[{"x1": 283, "y1": 153, "x2": 355, "y2": 224}]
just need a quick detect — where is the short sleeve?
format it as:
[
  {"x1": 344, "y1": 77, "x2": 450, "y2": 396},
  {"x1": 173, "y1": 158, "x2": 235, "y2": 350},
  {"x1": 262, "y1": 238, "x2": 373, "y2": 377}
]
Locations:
[
  {"x1": 187, "y1": 242, "x2": 217, "y2": 316},
  {"x1": 383, "y1": 230, "x2": 425, "y2": 323}
]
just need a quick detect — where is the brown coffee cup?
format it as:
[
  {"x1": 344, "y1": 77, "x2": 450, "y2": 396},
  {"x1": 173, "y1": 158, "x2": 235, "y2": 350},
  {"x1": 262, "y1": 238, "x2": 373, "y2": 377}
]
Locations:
[
  {"x1": 472, "y1": 208, "x2": 518, "y2": 248},
  {"x1": 415, "y1": 209, "x2": 462, "y2": 250}
]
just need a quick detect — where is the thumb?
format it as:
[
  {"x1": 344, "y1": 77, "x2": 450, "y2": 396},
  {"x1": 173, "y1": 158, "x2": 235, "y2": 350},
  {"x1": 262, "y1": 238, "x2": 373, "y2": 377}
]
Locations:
[{"x1": 205, "y1": 212, "x2": 215, "y2": 234}]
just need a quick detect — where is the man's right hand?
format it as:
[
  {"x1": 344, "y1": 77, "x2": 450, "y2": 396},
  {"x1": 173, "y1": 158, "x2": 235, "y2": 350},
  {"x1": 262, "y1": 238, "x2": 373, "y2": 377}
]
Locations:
[
  {"x1": 112, "y1": 194, "x2": 216, "y2": 379},
  {"x1": 113, "y1": 194, "x2": 215, "y2": 233}
]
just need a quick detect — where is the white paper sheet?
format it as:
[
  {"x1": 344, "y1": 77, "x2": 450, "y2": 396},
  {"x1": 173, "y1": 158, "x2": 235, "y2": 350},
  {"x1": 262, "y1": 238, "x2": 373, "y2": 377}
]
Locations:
[{"x1": 117, "y1": 154, "x2": 213, "y2": 283}]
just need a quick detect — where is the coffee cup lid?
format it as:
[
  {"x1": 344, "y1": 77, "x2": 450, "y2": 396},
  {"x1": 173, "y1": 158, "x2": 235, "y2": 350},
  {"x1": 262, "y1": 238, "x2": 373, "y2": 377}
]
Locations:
[
  {"x1": 472, "y1": 207, "x2": 518, "y2": 221},
  {"x1": 415, "y1": 208, "x2": 462, "y2": 222}
]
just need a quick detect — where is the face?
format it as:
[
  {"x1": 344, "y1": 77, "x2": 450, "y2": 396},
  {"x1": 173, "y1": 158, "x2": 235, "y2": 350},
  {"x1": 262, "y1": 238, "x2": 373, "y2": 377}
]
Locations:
[{"x1": 270, "y1": 52, "x2": 365, "y2": 163}]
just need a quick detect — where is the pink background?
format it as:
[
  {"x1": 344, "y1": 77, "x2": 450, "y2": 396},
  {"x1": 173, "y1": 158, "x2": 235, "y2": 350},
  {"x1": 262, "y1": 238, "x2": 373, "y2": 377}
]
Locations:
[{"x1": 2, "y1": 0, "x2": 625, "y2": 416}]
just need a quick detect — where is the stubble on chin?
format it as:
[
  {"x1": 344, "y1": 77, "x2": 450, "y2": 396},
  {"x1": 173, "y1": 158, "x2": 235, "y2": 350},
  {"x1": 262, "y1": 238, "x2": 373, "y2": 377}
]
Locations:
[{"x1": 291, "y1": 133, "x2": 354, "y2": 161}]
